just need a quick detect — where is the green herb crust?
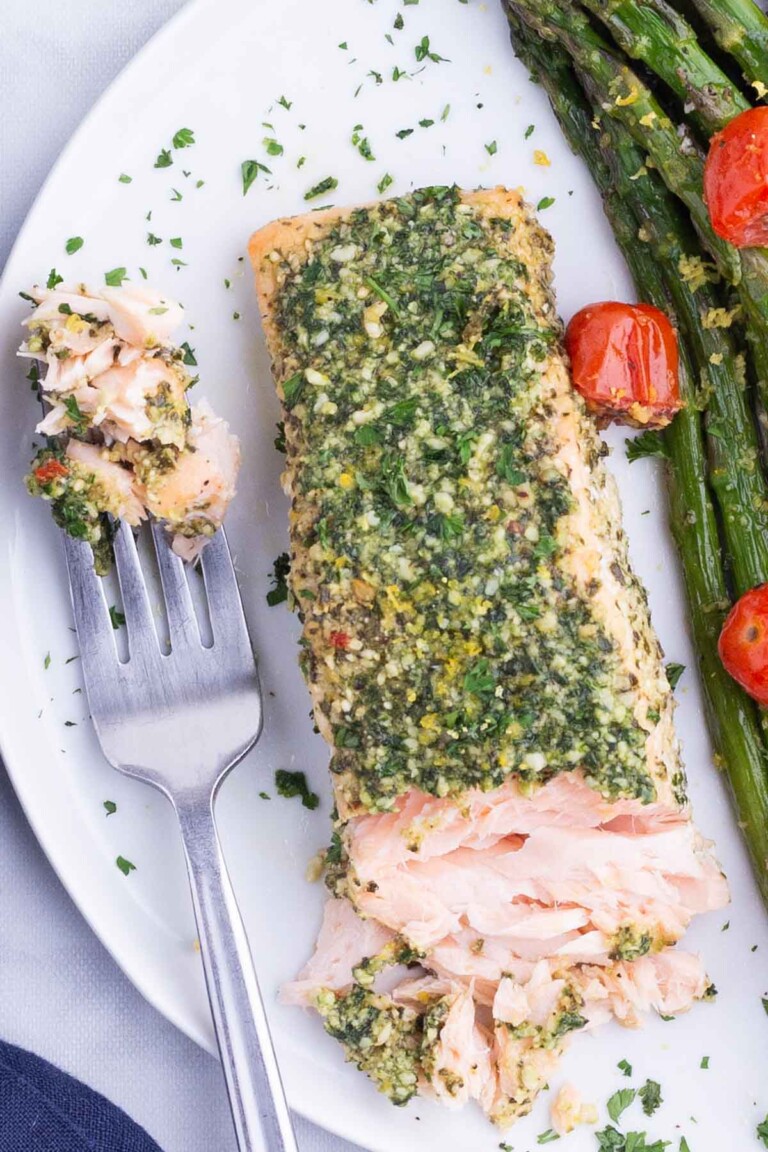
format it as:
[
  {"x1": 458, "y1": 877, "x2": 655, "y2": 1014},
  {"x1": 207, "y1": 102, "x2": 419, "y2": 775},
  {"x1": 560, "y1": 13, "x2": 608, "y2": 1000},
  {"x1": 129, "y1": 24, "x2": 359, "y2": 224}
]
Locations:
[{"x1": 252, "y1": 186, "x2": 675, "y2": 813}]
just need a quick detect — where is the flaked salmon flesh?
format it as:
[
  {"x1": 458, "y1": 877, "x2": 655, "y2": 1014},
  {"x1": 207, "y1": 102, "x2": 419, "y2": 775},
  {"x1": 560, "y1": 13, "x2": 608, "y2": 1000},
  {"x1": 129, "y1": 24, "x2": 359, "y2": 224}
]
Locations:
[{"x1": 249, "y1": 187, "x2": 728, "y2": 1127}]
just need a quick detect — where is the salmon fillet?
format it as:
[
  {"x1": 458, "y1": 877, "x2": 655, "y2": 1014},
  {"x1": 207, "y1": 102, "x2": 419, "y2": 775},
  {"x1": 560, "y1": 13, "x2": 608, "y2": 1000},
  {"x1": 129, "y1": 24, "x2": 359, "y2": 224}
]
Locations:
[{"x1": 249, "y1": 186, "x2": 727, "y2": 1127}]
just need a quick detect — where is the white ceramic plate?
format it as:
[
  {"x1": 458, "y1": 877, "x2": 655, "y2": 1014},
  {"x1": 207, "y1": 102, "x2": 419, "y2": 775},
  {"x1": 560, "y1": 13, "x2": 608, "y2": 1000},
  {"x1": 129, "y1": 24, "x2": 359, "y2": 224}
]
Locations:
[{"x1": 1, "y1": 1, "x2": 767, "y2": 1148}]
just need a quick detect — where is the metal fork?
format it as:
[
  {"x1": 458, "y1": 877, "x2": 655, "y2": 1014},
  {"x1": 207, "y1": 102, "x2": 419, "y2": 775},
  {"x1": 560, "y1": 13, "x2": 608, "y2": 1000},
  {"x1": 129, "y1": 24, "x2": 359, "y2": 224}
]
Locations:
[{"x1": 63, "y1": 519, "x2": 299, "y2": 1152}]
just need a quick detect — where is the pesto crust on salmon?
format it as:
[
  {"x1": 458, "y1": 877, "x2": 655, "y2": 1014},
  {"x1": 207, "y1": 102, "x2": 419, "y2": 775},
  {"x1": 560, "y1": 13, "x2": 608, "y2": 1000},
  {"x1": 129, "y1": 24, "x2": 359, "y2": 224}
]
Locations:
[{"x1": 249, "y1": 186, "x2": 727, "y2": 1127}]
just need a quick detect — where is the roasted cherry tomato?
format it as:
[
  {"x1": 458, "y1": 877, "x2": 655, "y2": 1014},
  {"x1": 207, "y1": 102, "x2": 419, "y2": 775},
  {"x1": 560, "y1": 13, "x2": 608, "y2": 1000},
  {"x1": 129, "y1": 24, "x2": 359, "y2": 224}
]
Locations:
[
  {"x1": 704, "y1": 107, "x2": 768, "y2": 248},
  {"x1": 564, "y1": 301, "x2": 681, "y2": 428},
  {"x1": 719, "y1": 585, "x2": 768, "y2": 705},
  {"x1": 33, "y1": 458, "x2": 69, "y2": 485}
]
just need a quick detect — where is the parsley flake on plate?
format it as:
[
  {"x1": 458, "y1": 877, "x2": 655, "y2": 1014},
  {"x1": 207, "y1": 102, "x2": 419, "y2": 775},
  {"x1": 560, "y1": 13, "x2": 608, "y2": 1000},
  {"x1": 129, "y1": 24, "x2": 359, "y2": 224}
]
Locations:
[
  {"x1": 626, "y1": 429, "x2": 669, "y2": 462},
  {"x1": 104, "y1": 267, "x2": 128, "y2": 287},
  {"x1": 277, "y1": 94, "x2": 292, "y2": 110},
  {"x1": 103, "y1": 800, "x2": 117, "y2": 816},
  {"x1": 485, "y1": 140, "x2": 498, "y2": 155},
  {"x1": 267, "y1": 552, "x2": 290, "y2": 606},
  {"x1": 47, "y1": 268, "x2": 63, "y2": 290},
  {"x1": 618, "y1": 1059, "x2": 633, "y2": 1077},
  {"x1": 303, "y1": 176, "x2": 338, "y2": 201},
  {"x1": 118, "y1": 173, "x2": 132, "y2": 183},
  {"x1": 666, "y1": 662, "x2": 685, "y2": 689},
  {"x1": 172, "y1": 127, "x2": 195, "y2": 149},
  {"x1": 414, "y1": 35, "x2": 449, "y2": 63},
  {"x1": 116, "y1": 856, "x2": 136, "y2": 876},
  {"x1": 241, "y1": 159, "x2": 271, "y2": 195},
  {"x1": 638, "y1": 1079, "x2": 663, "y2": 1117},
  {"x1": 154, "y1": 148, "x2": 173, "y2": 169},
  {"x1": 377, "y1": 173, "x2": 394, "y2": 195},
  {"x1": 275, "y1": 769, "x2": 320, "y2": 810},
  {"x1": 537, "y1": 196, "x2": 556, "y2": 211},
  {"x1": 109, "y1": 605, "x2": 126, "y2": 630},
  {"x1": 607, "y1": 1088, "x2": 637, "y2": 1124},
  {"x1": 65, "y1": 236, "x2": 84, "y2": 255}
]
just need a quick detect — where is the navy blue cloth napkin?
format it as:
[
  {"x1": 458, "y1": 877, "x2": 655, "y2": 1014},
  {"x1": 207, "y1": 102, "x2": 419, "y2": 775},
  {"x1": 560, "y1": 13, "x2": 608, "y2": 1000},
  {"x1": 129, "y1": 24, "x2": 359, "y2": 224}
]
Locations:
[{"x1": 0, "y1": 1040, "x2": 163, "y2": 1151}]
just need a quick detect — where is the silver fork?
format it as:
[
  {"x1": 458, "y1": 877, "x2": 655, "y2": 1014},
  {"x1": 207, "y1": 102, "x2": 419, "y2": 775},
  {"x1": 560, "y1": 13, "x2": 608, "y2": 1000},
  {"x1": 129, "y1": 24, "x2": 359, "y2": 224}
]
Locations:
[{"x1": 63, "y1": 519, "x2": 299, "y2": 1152}]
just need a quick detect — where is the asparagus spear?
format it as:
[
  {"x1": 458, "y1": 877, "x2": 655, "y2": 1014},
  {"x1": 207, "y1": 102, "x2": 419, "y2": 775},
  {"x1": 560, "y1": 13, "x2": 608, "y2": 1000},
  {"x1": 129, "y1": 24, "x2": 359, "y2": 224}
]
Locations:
[
  {"x1": 578, "y1": 0, "x2": 750, "y2": 134},
  {"x1": 505, "y1": 0, "x2": 739, "y2": 281},
  {"x1": 508, "y1": 0, "x2": 768, "y2": 433},
  {"x1": 508, "y1": 7, "x2": 768, "y2": 903},
  {"x1": 686, "y1": 0, "x2": 768, "y2": 89}
]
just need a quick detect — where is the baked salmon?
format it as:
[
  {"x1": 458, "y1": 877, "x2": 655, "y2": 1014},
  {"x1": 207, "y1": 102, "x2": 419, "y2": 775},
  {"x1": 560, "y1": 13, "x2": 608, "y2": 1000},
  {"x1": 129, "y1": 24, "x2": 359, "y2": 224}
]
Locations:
[{"x1": 249, "y1": 186, "x2": 727, "y2": 1127}]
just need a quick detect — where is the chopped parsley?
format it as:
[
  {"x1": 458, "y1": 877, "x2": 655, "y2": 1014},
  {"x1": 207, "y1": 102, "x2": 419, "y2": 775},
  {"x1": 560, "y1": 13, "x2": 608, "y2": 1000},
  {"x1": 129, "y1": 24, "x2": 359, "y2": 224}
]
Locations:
[
  {"x1": 170, "y1": 188, "x2": 183, "y2": 202},
  {"x1": 394, "y1": 12, "x2": 404, "y2": 29},
  {"x1": 47, "y1": 268, "x2": 63, "y2": 290},
  {"x1": 109, "y1": 605, "x2": 126, "y2": 630},
  {"x1": 147, "y1": 233, "x2": 163, "y2": 246},
  {"x1": 277, "y1": 94, "x2": 292, "y2": 109},
  {"x1": 65, "y1": 236, "x2": 84, "y2": 255},
  {"x1": 441, "y1": 103, "x2": 451, "y2": 121},
  {"x1": 104, "y1": 267, "x2": 128, "y2": 287},
  {"x1": 351, "y1": 125, "x2": 375, "y2": 161},
  {"x1": 608, "y1": 1088, "x2": 637, "y2": 1123},
  {"x1": 414, "y1": 35, "x2": 448, "y2": 62},
  {"x1": 700, "y1": 1056, "x2": 709, "y2": 1069},
  {"x1": 485, "y1": 140, "x2": 498, "y2": 155},
  {"x1": 626, "y1": 430, "x2": 669, "y2": 462},
  {"x1": 116, "y1": 856, "x2": 136, "y2": 876},
  {"x1": 304, "y1": 176, "x2": 338, "y2": 201},
  {"x1": 267, "y1": 552, "x2": 291, "y2": 606},
  {"x1": 596, "y1": 1130, "x2": 670, "y2": 1151},
  {"x1": 395, "y1": 128, "x2": 414, "y2": 139},
  {"x1": 419, "y1": 118, "x2": 435, "y2": 128},
  {"x1": 638, "y1": 1079, "x2": 663, "y2": 1117},
  {"x1": 264, "y1": 137, "x2": 284, "y2": 157},
  {"x1": 103, "y1": 800, "x2": 117, "y2": 816},
  {"x1": 666, "y1": 662, "x2": 685, "y2": 689},
  {"x1": 525, "y1": 123, "x2": 535, "y2": 138},
  {"x1": 537, "y1": 196, "x2": 556, "y2": 211},
  {"x1": 618, "y1": 1059, "x2": 633, "y2": 1077},
  {"x1": 172, "y1": 127, "x2": 195, "y2": 149},
  {"x1": 170, "y1": 237, "x2": 183, "y2": 249},
  {"x1": 758, "y1": 1116, "x2": 768, "y2": 1148},
  {"x1": 537, "y1": 1131, "x2": 560, "y2": 1145},
  {"x1": 44, "y1": 652, "x2": 51, "y2": 670},
  {"x1": 154, "y1": 148, "x2": 173, "y2": 169},
  {"x1": 275, "y1": 769, "x2": 320, "y2": 810},
  {"x1": 377, "y1": 173, "x2": 394, "y2": 195},
  {"x1": 242, "y1": 159, "x2": 271, "y2": 195},
  {"x1": 180, "y1": 341, "x2": 197, "y2": 366},
  {"x1": 63, "y1": 395, "x2": 89, "y2": 434},
  {"x1": 118, "y1": 173, "x2": 132, "y2": 183}
]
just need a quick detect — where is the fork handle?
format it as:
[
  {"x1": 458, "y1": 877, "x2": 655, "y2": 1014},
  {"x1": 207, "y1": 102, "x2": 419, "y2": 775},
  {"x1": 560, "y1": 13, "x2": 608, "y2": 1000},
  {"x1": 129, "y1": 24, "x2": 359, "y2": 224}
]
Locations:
[{"x1": 175, "y1": 793, "x2": 299, "y2": 1152}]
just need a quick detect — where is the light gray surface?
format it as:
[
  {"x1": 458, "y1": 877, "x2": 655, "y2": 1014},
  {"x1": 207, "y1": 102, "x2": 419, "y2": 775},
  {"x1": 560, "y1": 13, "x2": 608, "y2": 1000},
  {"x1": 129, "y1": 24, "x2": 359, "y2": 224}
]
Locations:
[{"x1": 0, "y1": 3, "x2": 361, "y2": 1149}]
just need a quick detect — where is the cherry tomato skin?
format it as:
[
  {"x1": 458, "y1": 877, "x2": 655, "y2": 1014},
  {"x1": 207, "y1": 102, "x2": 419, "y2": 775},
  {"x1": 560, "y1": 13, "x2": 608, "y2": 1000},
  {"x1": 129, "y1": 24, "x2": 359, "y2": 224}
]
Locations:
[
  {"x1": 564, "y1": 301, "x2": 681, "y2": 428},
  {"x1": 718, "y1": 585, "x2": 768, "y2": 705},
  {"x1": 33, "y1": 459, "x2": 69, "y2": 485},
  {"x1": 704, "y1": 107, "x2": 768, "y2": 247}
]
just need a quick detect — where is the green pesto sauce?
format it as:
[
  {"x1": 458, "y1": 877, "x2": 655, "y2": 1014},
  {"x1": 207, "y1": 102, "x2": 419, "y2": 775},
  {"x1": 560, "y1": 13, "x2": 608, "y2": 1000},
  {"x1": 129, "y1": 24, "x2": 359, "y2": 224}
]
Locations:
[{"x1": 277, "y1": 186, "x2": 653, "y2": 811}]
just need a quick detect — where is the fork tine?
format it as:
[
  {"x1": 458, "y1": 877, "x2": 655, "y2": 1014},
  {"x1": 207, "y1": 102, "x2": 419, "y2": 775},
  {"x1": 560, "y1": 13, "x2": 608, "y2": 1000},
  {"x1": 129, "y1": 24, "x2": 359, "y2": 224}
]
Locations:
[
  {"x1": 150, "y1": 520, "x2": 200, "y2": 649},
  {"x1": 112, "y1": 521, "x2": 161, "y2": 662},
  {"x1": 62, "y1": 533, "x2": 118, "y2": 668},
  {"x1": 200, "y1": 529, "x2": 254, "y2": 657}
]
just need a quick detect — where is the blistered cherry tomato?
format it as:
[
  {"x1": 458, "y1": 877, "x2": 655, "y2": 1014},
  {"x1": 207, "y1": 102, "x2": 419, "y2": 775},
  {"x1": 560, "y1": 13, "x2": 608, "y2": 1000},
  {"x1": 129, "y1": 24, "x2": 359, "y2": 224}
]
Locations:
[
  {"x1": 704, "y1": 107, "x2": 768, "y2": 247},
  {"x1": 719, "y1": 585, "x2": 768, "y2": 705},
  {"x1": 564, "y1": 301, "x2": 681, "y2": 428}
]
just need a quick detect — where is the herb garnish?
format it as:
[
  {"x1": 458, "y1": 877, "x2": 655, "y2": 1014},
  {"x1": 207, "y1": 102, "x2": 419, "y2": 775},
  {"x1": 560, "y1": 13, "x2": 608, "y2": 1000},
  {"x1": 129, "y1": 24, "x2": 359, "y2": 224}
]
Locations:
[
  {"x1": 118, "y1": 173, "x2": 132, "y2": 183},
  {"x1": 104, "y1": 267, "x2": 128, "y2": 287},
  {"x1": 170, "y1": 237, "x2": 183, "y2": 249},
  {"x1": 608, "y1": 1088, "x2": 637, "y2": 1123},
  {"x1": 414, "y1": 35, "x2": 449, "y2": 63},
  {"x1": 47, "y1": 268, "x2": 63, "y2": 290},
  {"x1": 147, "y1": 233, "x2": 163, "y2": 246},
  {"x1": 116, "y1": 856, "x2": 136, "y2": 876},
  {"x1": 154, "y1": 148, "x2": 173, "y2": 169},
  {"x1": 63, "y1": 395, "x2": 89, "y2": 434},
  {"x1": 700, "y1": 1055, "x2": 709, "y2": 1069},
  {"x1": 377, "y1": 173, "x2": 394, "y2": 195},
  {"x1": 666, "y1": 662, "x2": 685, "y2": 689},
  {"x1": 304, "y1": 176, "x2": 339, "y2": 201},
  {"x1": 536, "y1": 1131, "x2": 560, "y2": 1145},
  {"x1": 264, "y1": 137, "x2": 284, "y2": 157},
  {"x1": 65, "y1": 237, "x2": 84, "y2": 255},
  {"x1": 485, "y1": 140, "x2": 498, "y2": 155},
  {"x1": 537, "y1": 196, "x2": 556, "y2": 210},
  {"x1": 638, "y1": 1080, "x2": 663, "y2": 1117},
  {"x1": 267, "y1": 552, "x2": 291, "y2": 607},
  {"x1": 104, "y1": 800, "x2": 117, "y2": 816},
  {"x1": 109, "y1": 605, "x2": 126, "y2": 630},
  {"x1": 758, "y1": 1115, "x2": 768, "y2": 1148},
  {"x1": 277, "y1": 95, "x2": 292, "y2": 109},
  {"x1": 241, "y1": 159, "x2": 271, "y2": 195},
  {"x1": 352, "y1": 125, "x2": 375, "y2": 161},
  {"x1": 172, "y1": 127, "x2": 195, "y2": 149},
  {"x1": 180, "y1": 341, "x2": 197, "y2": 366},
  {"x1": 275, "y1": 769, "x2": 320, "y2": 810},
  {"x1": 618, "y1": 1059, "x2": 633, "y2": 1077},
  {"x1": 626, "y1": 430, "x2": 669, "y2": 462}
]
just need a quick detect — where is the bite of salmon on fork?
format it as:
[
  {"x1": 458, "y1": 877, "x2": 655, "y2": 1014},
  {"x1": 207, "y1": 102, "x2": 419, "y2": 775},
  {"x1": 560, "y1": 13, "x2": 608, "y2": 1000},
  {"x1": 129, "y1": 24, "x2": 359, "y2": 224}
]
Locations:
[{"x1": 249, "y1": 185, "x2": 728, "y2": 1128}]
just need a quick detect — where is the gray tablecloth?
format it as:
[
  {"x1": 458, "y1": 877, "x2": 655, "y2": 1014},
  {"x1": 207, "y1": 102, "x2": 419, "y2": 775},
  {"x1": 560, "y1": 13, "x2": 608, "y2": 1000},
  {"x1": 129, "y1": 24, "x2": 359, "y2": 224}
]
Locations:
[{"x1": 0, "y1": 3, "x2": 362, "y2": 1149}]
